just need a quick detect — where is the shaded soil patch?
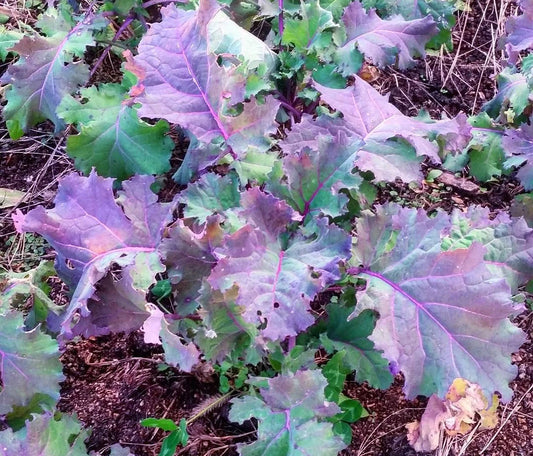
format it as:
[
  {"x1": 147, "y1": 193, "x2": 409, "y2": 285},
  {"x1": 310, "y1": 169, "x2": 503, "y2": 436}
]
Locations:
[{"x1": 58, "y1": 332, "x2": 255, "y2": 456}]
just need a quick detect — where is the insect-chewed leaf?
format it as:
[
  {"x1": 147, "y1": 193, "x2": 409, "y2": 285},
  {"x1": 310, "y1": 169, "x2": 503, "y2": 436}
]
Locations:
[
  {"x1": 130, "y1": 2, "x2": 279, "y2": 155},
  {"x1": 0, "y1": 312, "x2": 64, "y2": 414},
  {"x1": 58, "y1": 84, "x2": 173, "y2": 181},
  {"x1": 208, "y1": 188, "x2": 351, "y2": 341},
  {"x1": 0, "y1": 10, "x2": 105, "y2": 139},
  {"x1": 0, "y1": 412, "x2": 89, "y2": 455},
  {"x1": 159, "y1": 216, "x2": 223, "y2": 312},
  {"x1": 196, "y1": 284, "x2": 263, "y2": 363},
  {"x1": 229, "y1": 370, "x2": 346, "y2": 455},
  {"x1": 337, "y1": 1, "x2": 438, "y2": 70},
  {"x1": 314, "y1": 76, "x2": 471, "y2": 182},
  {"x1": 269, "y1": 116, "x2": 362, "y2": 218},
  {"x1": 13, "y1": 171, "x2": 173, "y2": 340},
  {"x1": 350, "y1": 204, "x2": 525, "y2": 401}
]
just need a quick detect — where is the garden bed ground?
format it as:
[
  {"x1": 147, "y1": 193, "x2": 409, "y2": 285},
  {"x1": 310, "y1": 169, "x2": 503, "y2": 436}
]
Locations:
[{"x1": 0, "y1": 1, "x2": 532, "y2": 455}]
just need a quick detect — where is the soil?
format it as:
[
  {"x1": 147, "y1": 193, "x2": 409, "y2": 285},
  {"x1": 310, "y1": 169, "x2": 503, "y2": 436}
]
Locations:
[{"x1": 0, "y1": 1, "x2": 532, "y2": 456}]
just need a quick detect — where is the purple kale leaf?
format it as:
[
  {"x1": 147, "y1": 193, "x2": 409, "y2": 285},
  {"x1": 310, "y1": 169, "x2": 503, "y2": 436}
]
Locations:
[
  {"x1": 159, "y1": 216, "x2": 223, "y2": 314},
  {"x1": 505, "y1": 0, "x2": 533, "y2": 63},
  {"x1": 314, "y1": 76, "x2": 471, "y2": 182},
  {"x1": 350, "y1": 204, "x2": 525, "y2": 401},
  {"x1": 268, "y1": 115, "x2": 362, "y2": 218},
  {"x1": 0, "y1": 10, "x2": 104, "y2": 139},
  {"x1": 0, "y1": 412, "x2": 89, "y2": 455},
  {"x1": 502, "y1": 123, "x2": 533, "y2": 190},
  {"x1": 0, "y1": 312, "x2": 64, "y2": 414},
  {"x1": 336, "y1": 1, "x2": 438, "y2": 71},
  {"x1": 13, "y1": 171, "x2": 173, "y2": 339},
  {"x1": 229, "y1": 370, "x2": 345, "y2": 455},
  {"x1": 208, "y1": 188, "x2": 350, "y2": 341},
  {"x1": 130, "y1": 2, "x2": 279, "y2": 155}
]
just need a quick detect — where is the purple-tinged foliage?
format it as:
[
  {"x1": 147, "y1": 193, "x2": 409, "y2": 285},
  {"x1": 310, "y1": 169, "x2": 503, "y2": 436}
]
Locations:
[
  {"x1": 503, "y1": 123, "x2": 533, "y2": 190},
  {"x1": 445, "y1": 206, "x2": 533, "y2": 293},
  {"x1": 0, "y1": 10, "x2": 105, "y2": 139},
  {"x1": 269, "y1": 116, "x2": 362, "y2": 217},
  {"x1": 505, "y1": 0, "x2": 533, "y2": 63},
  {"x1": 350, "y1": 204, "x2": 525, "y2": 401},
  {"x1": 14, "y1": 172, "x2": 172, "y2": 339},
  {"x1": 0, "y1": 312, "x2": 64, "y2": 414},
  {"x1": 130, "y1": 1, "x2": 279, "y2": 154},
  {"x1": 159, "y1": 216, "x2": 223, "y2": 313},
  {"x1": 0, "y1": 412, "x2": 90, "y2": 455},
  {"x1": 208, "y1": 188, "x2": 350, "y2": 341},
  {"x1": 314, "y1": 76, "x2": 471, "y2": 181},
  {"x1": 338, "y1": 1, "x2": 438, "y2": 69},
  {"x1": 229, "y1": 370, "x2": 345, "y2": 455}
]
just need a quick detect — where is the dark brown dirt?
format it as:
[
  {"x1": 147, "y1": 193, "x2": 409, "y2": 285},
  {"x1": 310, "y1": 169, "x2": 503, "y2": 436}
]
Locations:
[
  {"x1": 373, "y1": 0, "x2": 507, "y2": 119},
  {"x1": 58, "y1": 332, "x2": 254, "y2": 456}
]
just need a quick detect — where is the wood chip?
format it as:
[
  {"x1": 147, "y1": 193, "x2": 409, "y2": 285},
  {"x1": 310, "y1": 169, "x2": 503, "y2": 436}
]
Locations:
[{"x1": 435, "y1": 171, "x2": 480, "y2": 194}]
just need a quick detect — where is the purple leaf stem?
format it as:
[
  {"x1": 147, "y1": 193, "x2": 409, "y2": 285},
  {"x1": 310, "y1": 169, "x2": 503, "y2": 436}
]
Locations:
[
  {"x1": 279, "y1": 100, "x2": 301, "y2": 123},
  {"x1": 91, "y1": 14, "x2": 135, "y2": 77},
  {"x1": 278, "y1": 0, "x2": 284, "y2": 39}
]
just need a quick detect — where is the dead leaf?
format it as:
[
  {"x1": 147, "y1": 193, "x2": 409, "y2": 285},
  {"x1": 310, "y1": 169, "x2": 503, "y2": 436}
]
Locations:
[
  {"x1": 0, "y1": 188, "x2": 25, "y2": 208},
  {"x1": 406, "y1": 378, "x2": 499, "y2": 452}
]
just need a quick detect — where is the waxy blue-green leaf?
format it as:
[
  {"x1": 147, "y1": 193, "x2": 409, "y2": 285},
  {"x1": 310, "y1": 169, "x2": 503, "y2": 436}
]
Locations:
[
  {"x1": 322, "y1": 304, "x2": 393, "y2": 389},
  {"x1": 0, "y1": 26, "x2": 23, "y2": 61},
  {"x1": 178, "y1": 172, "x2": 241, "y2": 224},
  {"x1": 483, "y1": 67, "x2": 532, "y2": 122},
  {"x1": 0, "y1": 412, "x2": 89, "y2": 455},
  {"x1": 282, "y1": 0, "x2": 338, "y2": 52},
  {"x1": 467, "y1": 113, "x2": 505, "y2": 181},
  {"x1": 229, "y1": 370, "x2": 346, "y2": 456},
  {"x1": 58, "y1": 83, "x2": 173, "y2": 181},
  {"x1": 0, "y1": 312, "x2": 64, "y2": 414},
  {"x1": 350, "y1": 204, "x2": 525, "y2": 401},
  {"x1": 0, "y1": 10, "x2": 105, "y2": 139}
]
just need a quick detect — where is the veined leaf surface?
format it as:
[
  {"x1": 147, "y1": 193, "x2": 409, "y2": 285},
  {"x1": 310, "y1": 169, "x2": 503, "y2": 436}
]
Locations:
[{"x1": 350, "y1": 204, "x2": 525, "y2": 400}]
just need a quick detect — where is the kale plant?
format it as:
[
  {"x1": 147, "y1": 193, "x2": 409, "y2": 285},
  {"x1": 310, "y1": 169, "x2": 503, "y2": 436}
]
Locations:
[{"x1": 0, "y1": 0, "x2": 531, "y2": 454}]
